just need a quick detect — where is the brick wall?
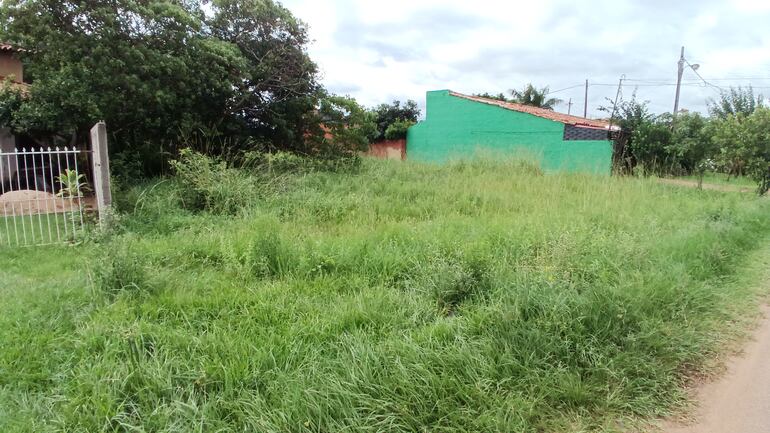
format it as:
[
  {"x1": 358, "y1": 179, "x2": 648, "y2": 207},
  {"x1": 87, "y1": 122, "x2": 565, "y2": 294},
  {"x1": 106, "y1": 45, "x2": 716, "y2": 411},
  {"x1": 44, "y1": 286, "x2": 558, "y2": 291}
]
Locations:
[{"x1": 365, "y1": 139, "x2": 406, "y2": 160}]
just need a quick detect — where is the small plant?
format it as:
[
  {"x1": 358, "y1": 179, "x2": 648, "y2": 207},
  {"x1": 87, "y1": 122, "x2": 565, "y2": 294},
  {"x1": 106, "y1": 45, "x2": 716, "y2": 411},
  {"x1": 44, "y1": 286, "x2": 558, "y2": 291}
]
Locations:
[{"x1": 57, "y1": 169, "x2": 90, "y2": 198}]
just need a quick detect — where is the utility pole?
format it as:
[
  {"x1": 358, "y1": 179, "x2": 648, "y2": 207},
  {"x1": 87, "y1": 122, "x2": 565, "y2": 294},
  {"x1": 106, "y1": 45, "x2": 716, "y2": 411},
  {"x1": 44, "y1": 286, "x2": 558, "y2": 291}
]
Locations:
[
  {"x1": 567, "y1": 98, "x2": 573, "y2": 115},
  {"x1": 673, "y1": 46, "x2": 685, "y2": 116},
  {"x1": 583, "y1": 79, "x2": 589, "y2": 118},
  {"x1": 608, "y1": 75, "x2": 625, "y2": 131}
]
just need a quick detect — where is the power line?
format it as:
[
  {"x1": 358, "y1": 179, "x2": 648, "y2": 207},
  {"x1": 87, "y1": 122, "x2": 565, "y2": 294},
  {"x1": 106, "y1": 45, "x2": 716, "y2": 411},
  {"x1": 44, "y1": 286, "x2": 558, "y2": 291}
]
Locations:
[
  {"x1": 545, "y1": 84, "x2": 585, "y2": 95},
  {"x1": 685, "y1": 59, "x2": 725, "y2": 91}
]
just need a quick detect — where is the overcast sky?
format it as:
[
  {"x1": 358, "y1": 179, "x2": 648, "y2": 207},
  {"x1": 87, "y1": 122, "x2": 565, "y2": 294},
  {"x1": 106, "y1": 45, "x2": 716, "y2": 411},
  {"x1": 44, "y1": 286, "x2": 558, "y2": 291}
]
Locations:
[{"x1": 281, "y1": 0, "x2": 770, "y2": 119}]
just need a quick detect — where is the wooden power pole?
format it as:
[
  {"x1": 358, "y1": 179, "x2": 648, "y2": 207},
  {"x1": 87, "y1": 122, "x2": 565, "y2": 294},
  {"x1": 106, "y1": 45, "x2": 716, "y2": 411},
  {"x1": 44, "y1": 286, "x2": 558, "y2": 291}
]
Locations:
[{"x1": 673, "y1": 46, "x2": 685, "y2": 116}]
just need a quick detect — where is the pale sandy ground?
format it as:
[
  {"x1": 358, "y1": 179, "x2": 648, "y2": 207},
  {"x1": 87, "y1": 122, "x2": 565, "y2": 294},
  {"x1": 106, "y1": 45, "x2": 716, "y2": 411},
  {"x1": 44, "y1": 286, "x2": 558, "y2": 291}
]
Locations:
[
  {"x1": 661, "y1": 304, "x2": 770, "y2": 433},
  {"x1": 0, "y1": 190, "x2": 93, "y2": 216}
]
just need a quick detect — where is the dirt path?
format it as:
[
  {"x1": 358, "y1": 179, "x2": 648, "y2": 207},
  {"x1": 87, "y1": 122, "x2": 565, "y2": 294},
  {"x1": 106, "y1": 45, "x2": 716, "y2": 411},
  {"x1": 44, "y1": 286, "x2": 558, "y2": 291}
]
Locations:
[
  {"x1": 656, "y1": 178, "x2": 755, "y2": 193},
  {"x1": 662, "y1": 304, "x2": 770, "y2": 433}
]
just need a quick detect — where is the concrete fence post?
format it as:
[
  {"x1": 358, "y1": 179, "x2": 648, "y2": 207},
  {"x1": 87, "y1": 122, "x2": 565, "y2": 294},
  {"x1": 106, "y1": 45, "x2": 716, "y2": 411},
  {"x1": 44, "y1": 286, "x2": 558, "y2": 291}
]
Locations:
[{"x1": 89, "y1": 121, "x2": 112, "y2": 223}]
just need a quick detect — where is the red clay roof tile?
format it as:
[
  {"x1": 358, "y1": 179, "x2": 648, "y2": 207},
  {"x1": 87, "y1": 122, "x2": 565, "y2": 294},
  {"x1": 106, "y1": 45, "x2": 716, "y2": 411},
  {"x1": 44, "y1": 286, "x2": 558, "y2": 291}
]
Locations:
[{"x1": 449, "y1": 91, "x2": 618, "y2": 130}]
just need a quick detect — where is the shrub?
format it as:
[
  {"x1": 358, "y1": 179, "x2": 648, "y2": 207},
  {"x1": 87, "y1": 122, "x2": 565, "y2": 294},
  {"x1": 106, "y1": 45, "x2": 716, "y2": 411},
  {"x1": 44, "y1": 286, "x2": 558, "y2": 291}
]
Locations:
[
  {"x1": 384, "y1": 119, "x2": 415, "y2": 140},
  {"x1": 170, "y1": 149, "x2": 259, "y2": 214}
]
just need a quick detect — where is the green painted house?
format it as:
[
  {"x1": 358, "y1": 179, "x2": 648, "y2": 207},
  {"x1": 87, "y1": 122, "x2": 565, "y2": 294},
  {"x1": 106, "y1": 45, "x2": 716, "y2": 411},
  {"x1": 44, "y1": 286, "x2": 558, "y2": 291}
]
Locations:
[{"x1": 407, "y1": 90, "x2": 616, "y2": 173}]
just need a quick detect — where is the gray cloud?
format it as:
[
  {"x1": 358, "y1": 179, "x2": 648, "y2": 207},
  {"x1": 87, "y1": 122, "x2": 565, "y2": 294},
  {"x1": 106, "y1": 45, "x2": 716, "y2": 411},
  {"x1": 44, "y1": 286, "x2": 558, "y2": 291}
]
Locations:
[{"x1": 285, "y1": 0, "x2": 770, "y2": 117}]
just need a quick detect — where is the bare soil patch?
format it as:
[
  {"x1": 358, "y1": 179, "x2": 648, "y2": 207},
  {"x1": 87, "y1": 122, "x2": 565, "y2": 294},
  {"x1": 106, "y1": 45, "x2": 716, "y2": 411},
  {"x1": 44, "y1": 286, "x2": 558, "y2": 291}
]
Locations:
[
  {"x1": 661, "y1": 305, "x2": 770, "y2": 433},
  {"x1": 657, "y1": 178, "x2": 754, "y2": 193}
]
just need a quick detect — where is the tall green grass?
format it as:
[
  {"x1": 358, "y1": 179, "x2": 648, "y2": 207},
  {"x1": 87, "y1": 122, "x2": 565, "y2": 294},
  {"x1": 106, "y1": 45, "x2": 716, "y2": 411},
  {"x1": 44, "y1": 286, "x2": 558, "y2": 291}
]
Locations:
[{"x1": 1, "y1": 157, "x2": 770, "y2": 432}]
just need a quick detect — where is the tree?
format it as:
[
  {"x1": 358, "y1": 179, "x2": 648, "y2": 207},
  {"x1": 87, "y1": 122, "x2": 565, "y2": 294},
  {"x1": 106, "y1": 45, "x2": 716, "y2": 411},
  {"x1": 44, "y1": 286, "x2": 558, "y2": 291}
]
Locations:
[
  {"x1": 668, "y1": 113, "x2": 715, "y2": 186},
  {"x1": 599, "y1": 96, "x2": 657, "y2": 173},
  {"x1": 0, "y1": 82, "x2": 23, "y2": 127},
  {"x1": 742, "y1": 108, "x2": 770, "y2": 195},
  {"x1": 712, "y1": 108, "x2": 770, "y2": 195},
  {"x1": 207, "y1": 0, "x2": 321, "y2": 153},
  {"x1": 630, "y1": 117, "x2": 673, "y2": 174},
  {"x1": 370, "y1": 100, "x2": 420, "y2": 141},
  {"x1": 311, "y1": 95, "x2": 376, "y2": 157},
  {"x1": 707, "y1": 86, "x2": 764, "y2": 120},
  {"x1": 509, "y1": 84, "x2": 562, "y2": 110},
  {"x1": 0, "y1": 0, "x2": 321, "y2": 174}
]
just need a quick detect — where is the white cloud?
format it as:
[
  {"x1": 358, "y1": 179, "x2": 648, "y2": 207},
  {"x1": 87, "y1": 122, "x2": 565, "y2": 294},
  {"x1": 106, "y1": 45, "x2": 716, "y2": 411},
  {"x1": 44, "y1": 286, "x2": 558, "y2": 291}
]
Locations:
[{"x1": 283, "y1": 0, "x2": 770, "y2": 117}]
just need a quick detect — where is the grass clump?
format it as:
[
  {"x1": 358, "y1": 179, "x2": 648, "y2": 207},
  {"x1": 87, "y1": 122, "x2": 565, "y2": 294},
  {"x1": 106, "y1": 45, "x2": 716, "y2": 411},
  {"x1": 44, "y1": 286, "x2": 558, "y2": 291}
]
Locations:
[
  {"x1": 1, "y1": 157, "x2": 770, "y2": 432},
  {"x1": 94, "y1": 244, "x2": 154, "y2": 298},
  {"x1": 170, "y1": 148, "x2": 261, "y2": 214}
]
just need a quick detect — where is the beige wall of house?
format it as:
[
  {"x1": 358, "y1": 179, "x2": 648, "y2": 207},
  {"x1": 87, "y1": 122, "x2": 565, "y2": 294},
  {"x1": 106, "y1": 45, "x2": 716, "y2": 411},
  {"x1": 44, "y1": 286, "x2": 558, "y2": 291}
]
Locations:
[{"x1": 0, "y1": 52, "x2": 24, "y2": 82}]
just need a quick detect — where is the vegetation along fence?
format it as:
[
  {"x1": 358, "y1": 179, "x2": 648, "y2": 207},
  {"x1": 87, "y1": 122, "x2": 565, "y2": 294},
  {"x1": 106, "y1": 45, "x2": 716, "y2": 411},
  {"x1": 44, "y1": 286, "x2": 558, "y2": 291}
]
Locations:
[{"x1": 0, "y1": 122, "x2": 111, "y2": 247}]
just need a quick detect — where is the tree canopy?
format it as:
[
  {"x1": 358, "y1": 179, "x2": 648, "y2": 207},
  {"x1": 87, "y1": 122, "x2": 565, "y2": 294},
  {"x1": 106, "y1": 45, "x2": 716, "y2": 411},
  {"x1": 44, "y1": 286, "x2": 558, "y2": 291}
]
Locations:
[
  {"x1": 510, "y1": 84, "x2": 562, "y2": 110},
  {"x1": 0, "y1": 0, "x2": 326, "y2": 173},
  {"x1": 371, "y1": 100, "x2": 420, "y2": 141},
  {"x1": 708, "y1": 86, "x2": 764, "y2": 120}
]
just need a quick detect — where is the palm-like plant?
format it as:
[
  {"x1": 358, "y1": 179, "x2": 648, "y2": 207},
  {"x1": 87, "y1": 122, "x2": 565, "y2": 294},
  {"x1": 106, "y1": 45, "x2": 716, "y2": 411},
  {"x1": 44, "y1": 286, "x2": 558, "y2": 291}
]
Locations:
[{"x1": 510, "y1": 84, "x2": 562, "y2": 110}]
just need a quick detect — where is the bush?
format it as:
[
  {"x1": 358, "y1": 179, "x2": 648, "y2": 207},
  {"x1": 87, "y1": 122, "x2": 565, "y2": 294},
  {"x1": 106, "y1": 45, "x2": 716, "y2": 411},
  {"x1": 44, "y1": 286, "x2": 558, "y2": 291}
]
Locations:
[
  {"x1": 384, "y1": 119, "x2": 415, "y2": 140},
  {"x1": 170, "y1": 149, "x2": 259, "y2": 214}
]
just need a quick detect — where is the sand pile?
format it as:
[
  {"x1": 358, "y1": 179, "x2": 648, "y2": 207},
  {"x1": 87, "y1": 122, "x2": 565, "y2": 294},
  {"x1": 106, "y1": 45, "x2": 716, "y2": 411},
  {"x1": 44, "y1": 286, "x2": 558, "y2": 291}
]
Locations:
[{"x1": 0, "y1": 190, "x2": 84, "y2": 216}]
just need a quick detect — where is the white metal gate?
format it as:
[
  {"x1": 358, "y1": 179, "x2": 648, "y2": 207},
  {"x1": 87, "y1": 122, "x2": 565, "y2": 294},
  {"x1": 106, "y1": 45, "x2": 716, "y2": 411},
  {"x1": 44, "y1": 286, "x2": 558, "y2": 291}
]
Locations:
[{"x1": 0, "y1": 146, "x2": 90, "y2": 246}]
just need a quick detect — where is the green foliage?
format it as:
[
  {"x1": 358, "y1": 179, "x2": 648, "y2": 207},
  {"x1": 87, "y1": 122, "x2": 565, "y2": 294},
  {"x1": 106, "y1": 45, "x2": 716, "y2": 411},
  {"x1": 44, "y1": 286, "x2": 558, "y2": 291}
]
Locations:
[
  {"x1": 2, "y1": 159, "x2": 770, "y2": 431},
  {"x1": 510, "y1": 83, "x2": 562, "y2": 110},
  {"x1": 56, "y1": 169, "x2": 89, "y2": 199},
  {"x1": 94, "y1": 245, "x2": 153, "y2": 298},
  {"x1": 712, "y1": 108, "x2": 770, "y2": 195},
  {"x1": 629, "y1": 117, "x2": 673, "y2": 173},
  {"x1": 0, "y1": 0, "x2": 320, "y2": 173},
  {"x1": 313, "y1": 94, "x2": 377, "y2": 156},
  {"x1": 371, "y1": 100, "x2": 421, "y2": 141},
  {"x1": 169, "y1": 149, "x2": 260, "y2": 214},
  {"x1": 384, "y1": 118, "x2": 415, "y2": 140},
  {"x1": 473, "y1": 92, "x2": 511, "y2": 102},
  {"x1": 741, "y1": 108, "x2": 770, "y2": 195},
  {"x1": 606, "y1": 98, "x2": 717, "y2": 181},
  {"x1": 669, "y1": 112, "x2": 717, "y2": 181},
  {"x1": 708, "y1": 86, "x2": 765, "y2": 120},
  {"x1": 0, "y1": 83, "x2": 23, "y2": 127}
]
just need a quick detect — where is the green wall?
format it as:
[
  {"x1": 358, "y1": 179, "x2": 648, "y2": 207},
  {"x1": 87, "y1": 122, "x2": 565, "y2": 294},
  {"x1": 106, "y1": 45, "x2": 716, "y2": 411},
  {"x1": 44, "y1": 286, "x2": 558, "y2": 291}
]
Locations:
[{"x1": 407, "y1": 90, "x2": 612, "y2": 173}]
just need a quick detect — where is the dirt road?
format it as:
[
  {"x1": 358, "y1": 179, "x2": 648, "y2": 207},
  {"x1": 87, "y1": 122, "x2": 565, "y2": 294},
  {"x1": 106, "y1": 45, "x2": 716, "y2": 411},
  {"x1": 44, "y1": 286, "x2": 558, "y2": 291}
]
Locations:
[{"x1": 663, "y1": 305, "x2": 770, "y2": 433}]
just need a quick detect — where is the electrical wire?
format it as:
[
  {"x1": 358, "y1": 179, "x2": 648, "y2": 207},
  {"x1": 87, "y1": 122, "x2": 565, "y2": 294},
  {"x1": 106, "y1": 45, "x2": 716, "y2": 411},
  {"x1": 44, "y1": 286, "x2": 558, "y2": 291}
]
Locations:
[{"x1": 544, "y1": 84, "x2": 585, "y2": 95}]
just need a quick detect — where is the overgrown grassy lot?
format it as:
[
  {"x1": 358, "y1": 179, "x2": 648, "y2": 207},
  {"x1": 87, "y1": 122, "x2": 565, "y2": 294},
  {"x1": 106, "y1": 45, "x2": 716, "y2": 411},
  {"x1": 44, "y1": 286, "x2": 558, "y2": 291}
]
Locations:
[{"x1": 2, "y1": 158, "x2": 770, "y2": 432}]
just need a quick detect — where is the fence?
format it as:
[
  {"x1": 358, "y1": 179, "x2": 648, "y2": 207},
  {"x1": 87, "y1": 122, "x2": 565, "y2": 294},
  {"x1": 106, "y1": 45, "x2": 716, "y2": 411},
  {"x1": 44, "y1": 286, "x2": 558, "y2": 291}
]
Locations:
[{"x1": 0, "y1": 122, "x2": 111, "y2": 247}]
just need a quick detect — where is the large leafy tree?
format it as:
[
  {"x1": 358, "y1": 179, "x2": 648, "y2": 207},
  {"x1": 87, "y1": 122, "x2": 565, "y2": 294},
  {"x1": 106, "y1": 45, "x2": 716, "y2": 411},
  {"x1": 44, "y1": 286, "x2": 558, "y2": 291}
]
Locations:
[
  {"x1": 207, "y1": 0, "x2": 320, "y2": 152},
  {"x1": 0, "y1": 0, "x2": 321, "y2": 174},
  {"x1": 510, "y1": 84, "x2": 562, "y2": 110}
]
